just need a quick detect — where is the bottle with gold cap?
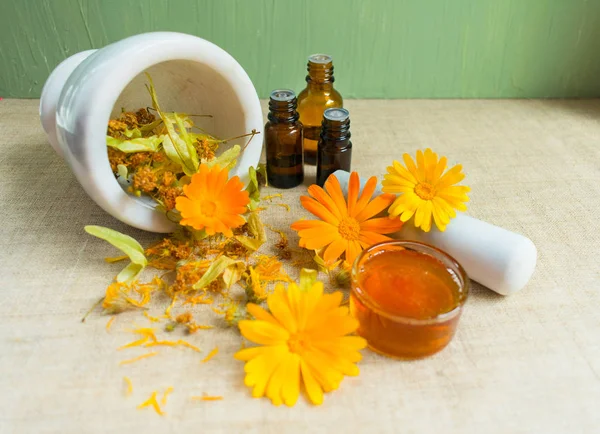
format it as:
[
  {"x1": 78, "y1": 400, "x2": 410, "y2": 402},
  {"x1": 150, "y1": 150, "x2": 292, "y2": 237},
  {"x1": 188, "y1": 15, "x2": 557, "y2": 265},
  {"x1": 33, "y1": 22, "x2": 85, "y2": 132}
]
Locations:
[
  {"x1": 297, "y1": 54, "x2": 343, "y2": 165},
  {"x1": 316, "y1": 108, "x2": 352, "y2": 187},
  {"x1": 265, "y1": 89, "x2": 304, "y2": 189}
]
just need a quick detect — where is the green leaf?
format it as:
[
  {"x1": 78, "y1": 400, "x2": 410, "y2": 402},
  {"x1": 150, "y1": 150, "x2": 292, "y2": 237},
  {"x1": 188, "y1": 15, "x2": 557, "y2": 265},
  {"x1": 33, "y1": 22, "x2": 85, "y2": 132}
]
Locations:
[
  {"x1": 234, "y1": 236, "x2": 263, "y2": 252},
  {"x1": 299, "y1": 268, "x2": 319, "y2": 291},
  {"x1": 123, "y1": 128, "x2": 142, "y2": 139},
  {"x1": 206, "y1": 145, "x2": 240, "y2": 170},
  {"x1": 106, "y1": 135, "x2": 163, "y2": 153},
  {"x1": 256, "y1": 163, "x2": 268, "y2": 187},
  {"x1": 84, "y1": 225, "x2": 148, "y2": 283},
  {"x1": 145, "y1": 74, "x2": 198, "y2": 175},
  {"x1": 117, "y1": 263, "x2": 145, "y2": 283},
  {"x1": 234, "y1": 212, "x2": 265, "y2": 252},
  {"x1": 173, "y1": 112, "x2": 199, "y2": 170},
  {"x1": 190, "y1": 132, "x2": 219, "y2": 143},
  {"x1": 117, "y1": 164, "x2": 128, "y2": 179},
  {"x1": 245, "y1": 166, "x2": 260, "y2": 211},
  {"x1": 138, "y1": 119, "x2": 163, "y2": 135},
  {"x1": 192, "y1": 256, "x2": 242, "y2": 290},
  {"x1": 222, "y1": 262, "x2": 246, "y2": 289},
  {"x1": 312, "y1": 250, "x2": 341, "y2": 274},
  {"x1": 162, "y1": 135, "x2": 185, "y2": 170}
]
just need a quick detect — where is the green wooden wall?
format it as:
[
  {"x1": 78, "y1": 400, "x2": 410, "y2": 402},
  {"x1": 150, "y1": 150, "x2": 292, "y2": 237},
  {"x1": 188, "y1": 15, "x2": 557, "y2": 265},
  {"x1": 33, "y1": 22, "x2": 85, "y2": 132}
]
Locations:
[{"x1": 1, "y1": 0, "x2": 600, "y2": 98}]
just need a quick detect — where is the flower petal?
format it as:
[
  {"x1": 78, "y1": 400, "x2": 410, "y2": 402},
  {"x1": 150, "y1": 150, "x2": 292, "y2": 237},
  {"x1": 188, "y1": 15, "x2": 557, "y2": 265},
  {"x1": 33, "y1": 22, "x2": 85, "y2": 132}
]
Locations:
[
  {"x1": 246, "y1": 303, "x2": 281, "y2": 327},
  {"x1": 265, "y1": 351, "x2": 291, "y2": 406},
  {"x1": 267, "y1": 285, "x2": 297, "y2": 334},
  {"x1": 300, "y1": 359, "x2": 324, "y2": 405},
  {"x1": 345, "y1": 240, "x2": 362, "y2": 265},
  {"x1": 323, "y1": 239, "x2": 348, "y2": 264},
  {"x1": 300, "y1": 196, "x2": 339, "y2": 225},
  {"x1": 355, "y1": 193, "x2": 396, "y2": 222},
  {"x1": 281, "y1": 354, "x2": 301, "y2": 407},
  {"x1": 346, "y1": 172, "x2": 360, "y2": 216},
  {"x1": 307, "y1": 184, "x2": 344, "y2": 220},
  {"x1": 323, "y1": 175, "x2": 347, "y2": 217},
  {"x1": 360, "y1": 217, "x2": 404, "y2": 234},
  {"x1": 354, "y1": 176, "x2": 378, "y2": 216},
  {"x1": 238, "y1": 320, "x2": 289, "y2": 345},
  {"x1": 359, "y1": 231, "x2": 392, "y2": 248}
]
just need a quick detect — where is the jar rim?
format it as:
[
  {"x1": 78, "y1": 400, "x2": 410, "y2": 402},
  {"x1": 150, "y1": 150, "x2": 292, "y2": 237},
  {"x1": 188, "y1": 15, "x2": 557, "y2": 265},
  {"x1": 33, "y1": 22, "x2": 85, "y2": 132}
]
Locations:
[{"x1": 350, "y1": 240, "x2": 470, "y2": 325}]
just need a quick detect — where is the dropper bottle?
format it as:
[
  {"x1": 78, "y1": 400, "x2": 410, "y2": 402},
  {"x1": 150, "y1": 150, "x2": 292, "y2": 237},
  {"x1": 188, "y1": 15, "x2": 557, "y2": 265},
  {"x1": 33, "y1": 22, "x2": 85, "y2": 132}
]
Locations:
[
  {"x1": 316, "y1": 108, "x2": 352, "y2": 187},
  {"x1": 297, "y1": 54, "x2": 343, "y2": 165},
  {"x1": 264, "y1": 89, "x2": 304, "y2": 189}
]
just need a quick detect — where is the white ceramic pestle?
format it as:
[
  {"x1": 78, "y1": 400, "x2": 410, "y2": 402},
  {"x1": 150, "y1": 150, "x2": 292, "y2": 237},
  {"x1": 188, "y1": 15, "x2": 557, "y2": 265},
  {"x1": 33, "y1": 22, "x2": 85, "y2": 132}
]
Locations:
[
  {"x1": 332, "y1": 170, "x2": 537, "y2": 295},
  {"x1": 40, "y1": 32, "x2": 264, "y2": 233}
]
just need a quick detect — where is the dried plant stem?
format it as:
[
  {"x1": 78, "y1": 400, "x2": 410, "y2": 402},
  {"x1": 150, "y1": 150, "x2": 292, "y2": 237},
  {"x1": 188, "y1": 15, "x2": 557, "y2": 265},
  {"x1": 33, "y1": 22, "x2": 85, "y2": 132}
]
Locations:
[{"x1": 81, "y1": 297, "x2": 104, "y2": 323}]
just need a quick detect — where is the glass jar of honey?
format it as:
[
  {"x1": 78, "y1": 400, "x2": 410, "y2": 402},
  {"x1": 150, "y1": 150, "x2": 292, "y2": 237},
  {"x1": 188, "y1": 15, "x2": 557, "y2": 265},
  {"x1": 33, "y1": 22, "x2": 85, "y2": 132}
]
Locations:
[{"x1": 350, "y1": 240, "x2": 469, "y2": 359}]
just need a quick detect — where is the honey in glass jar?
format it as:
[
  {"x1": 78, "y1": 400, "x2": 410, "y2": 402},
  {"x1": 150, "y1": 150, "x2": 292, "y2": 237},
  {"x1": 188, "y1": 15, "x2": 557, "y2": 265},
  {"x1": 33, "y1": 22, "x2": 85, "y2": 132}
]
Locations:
[{"x1": 350, "y1": 241, "x2": 469, "y2": 359}]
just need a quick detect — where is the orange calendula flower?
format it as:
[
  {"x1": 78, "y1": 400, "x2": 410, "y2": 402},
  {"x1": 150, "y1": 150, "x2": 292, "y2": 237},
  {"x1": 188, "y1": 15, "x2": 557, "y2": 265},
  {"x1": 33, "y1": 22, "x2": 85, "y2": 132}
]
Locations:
[
  {"x1": 290, "y1": 172, "x2": 404, "y2": 265},
  {"x1": 234, "y1": 278, "x2": 367, "y2": 406},
  {"x1": 176, "y1": 164, "x2": 249, "y2": 237},
  {"x1": 383, "y1": 148, "x2": 470, "y2": 232}
]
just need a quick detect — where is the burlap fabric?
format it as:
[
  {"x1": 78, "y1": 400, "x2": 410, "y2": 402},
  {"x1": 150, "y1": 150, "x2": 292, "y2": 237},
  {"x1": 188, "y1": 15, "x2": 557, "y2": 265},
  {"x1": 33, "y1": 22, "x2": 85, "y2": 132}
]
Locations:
[{"x1": 0, "y1": 99, "x2": 598, "y2": 433}]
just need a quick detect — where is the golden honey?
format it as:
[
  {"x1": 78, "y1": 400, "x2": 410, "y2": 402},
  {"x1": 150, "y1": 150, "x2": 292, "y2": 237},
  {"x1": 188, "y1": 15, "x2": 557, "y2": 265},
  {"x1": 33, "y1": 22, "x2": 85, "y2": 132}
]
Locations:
[{"x1": 350, "y1": 241, "x2": 469, "y2": 359}]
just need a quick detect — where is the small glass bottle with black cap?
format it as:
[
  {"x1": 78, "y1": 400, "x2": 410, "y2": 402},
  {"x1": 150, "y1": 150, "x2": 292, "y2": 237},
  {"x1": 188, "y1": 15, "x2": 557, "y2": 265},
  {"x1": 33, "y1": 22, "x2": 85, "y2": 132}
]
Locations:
[
  {"x1": 297, "y1": 54, "x2": 343, "y2": 166},
  {"x1": 316, "y1": 108, "x2": 352, "y2": 187},
  {"x1": 265, "y1": 89, "x2": 304, "y2": 189}
]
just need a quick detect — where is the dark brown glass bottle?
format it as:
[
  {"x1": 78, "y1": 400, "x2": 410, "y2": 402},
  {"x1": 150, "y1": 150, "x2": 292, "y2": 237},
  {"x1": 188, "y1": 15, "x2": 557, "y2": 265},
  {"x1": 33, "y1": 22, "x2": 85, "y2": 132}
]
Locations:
[
  {"x1": 265, "y1": 89, "x2": 304, "y2": 189},
  {"x1": 316, "y1": 108, "x2": 352, "y2": 187},
  {"x1": 297, "y1": 54, "x2": 343, "y2": 165}
]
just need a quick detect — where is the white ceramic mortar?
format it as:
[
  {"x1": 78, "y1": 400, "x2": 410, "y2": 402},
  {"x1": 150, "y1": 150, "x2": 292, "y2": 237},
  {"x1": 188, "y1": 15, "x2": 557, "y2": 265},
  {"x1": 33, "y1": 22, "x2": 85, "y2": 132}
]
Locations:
[{"x1": 40, "y1": 32, "x2": 263, "y2": 233}]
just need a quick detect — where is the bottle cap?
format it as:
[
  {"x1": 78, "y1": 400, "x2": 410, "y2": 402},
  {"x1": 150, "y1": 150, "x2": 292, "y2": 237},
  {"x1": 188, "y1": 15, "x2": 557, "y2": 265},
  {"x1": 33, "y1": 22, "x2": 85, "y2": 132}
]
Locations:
[
  {"x1": 270, "y1": 89, "x2": 296, "y2": 102},
  {"x1": 308, "y1": 54, "x2": 333, "y2": 64},
  {"x1": 324, "y1": 108, "x2": 349, "y2": 122}
]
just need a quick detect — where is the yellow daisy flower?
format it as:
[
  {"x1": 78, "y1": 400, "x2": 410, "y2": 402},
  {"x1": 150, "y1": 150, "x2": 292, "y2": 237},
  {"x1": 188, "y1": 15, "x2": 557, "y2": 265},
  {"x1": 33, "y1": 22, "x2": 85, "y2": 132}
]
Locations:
[
  {"x1": 383, "y1": 148, "x2": 470, "y2": 232},
  {"x1": 234, "y1": 279, "x2": 367, "y2": 406}
]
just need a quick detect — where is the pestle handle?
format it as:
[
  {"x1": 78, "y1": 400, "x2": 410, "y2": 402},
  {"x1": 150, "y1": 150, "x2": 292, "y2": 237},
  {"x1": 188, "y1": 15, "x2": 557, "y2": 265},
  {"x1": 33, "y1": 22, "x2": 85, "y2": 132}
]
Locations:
[{"x1": 332, "y1": 170, "x2": 537, "y2": 295}]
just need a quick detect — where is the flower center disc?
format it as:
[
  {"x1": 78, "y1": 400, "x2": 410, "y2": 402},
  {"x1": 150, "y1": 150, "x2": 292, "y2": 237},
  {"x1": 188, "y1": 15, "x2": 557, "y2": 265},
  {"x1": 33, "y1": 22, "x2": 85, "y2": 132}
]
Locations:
[
  {"x1": 201, "y1": 200, "x2": 217, "y2": 217},
  {"x1": 288, "y1": 333, "x2": 309, "y2": 354},
  {"x1": 338, "y1": 217, "x2": 361, "y2": 240},
  {"x1": 415, "y1": 182, "x2": 436, "y2": 200}
]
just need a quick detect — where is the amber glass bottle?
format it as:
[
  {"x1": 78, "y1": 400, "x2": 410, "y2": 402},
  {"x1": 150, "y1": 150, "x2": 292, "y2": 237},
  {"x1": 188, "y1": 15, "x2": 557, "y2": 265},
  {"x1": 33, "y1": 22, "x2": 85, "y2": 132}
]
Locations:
[
  {"x1": 265, "y1": 89, "x2": 304, "y2": 189},
  {"x1": 297, "y1": 54, "x2": 343, "y2": 165},
  {"x1": 316, "y1": 108, "x2": 352, "y2": 187}
]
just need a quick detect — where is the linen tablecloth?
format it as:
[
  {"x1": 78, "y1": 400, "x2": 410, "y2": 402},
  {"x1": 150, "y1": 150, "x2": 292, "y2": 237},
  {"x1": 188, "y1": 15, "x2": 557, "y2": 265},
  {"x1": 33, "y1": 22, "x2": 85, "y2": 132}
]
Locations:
[{"x1": 1, "y1": 99, "x2": 599, "y2": 433}]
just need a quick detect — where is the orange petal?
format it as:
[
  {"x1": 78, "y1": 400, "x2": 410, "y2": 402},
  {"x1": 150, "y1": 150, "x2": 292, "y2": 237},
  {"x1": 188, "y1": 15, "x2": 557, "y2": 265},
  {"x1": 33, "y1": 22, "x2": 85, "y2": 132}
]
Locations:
[
  {"x1": 353, "y1": 176, "x2": 377, "y2": 216},
  {"x1": 323, "y1": 239, "x2": 347, "y2": 263},
  {"x1": 300, "y1": 196, "x2": 340, "y2": 225},
  {"x1": 360, "y1": 217, "x2": 404, "y2": 234},
  {"x1": 291, "y1": 219, "x2": 332, "y2": 232},
  {"x1": 346, "y1": 172, "x2": 360, "y2": 216},
  {"x1": 323, "y1": 175, "x2": 347, "y2": 217},
  {"x1": 355, "y1": 194, "x2": 396, "y2": 222},
  {"x1": 358, "y1": 231, "x2": 392, "y2": 248},
  {"x1": 307, "y1": 184, "x2": 344, "y2": 220},
  {"x1": 345, "y1": 240, "x2": 362, "y2": 265}
]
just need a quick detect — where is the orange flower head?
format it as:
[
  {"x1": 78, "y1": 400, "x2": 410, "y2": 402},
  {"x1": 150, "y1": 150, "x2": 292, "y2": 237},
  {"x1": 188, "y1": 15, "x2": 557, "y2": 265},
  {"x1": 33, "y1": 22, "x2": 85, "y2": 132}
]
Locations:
[
  {"x1": 291, "y1": 172, "x2": 404, "y2": 265},
  {"x1": 175, "y1": 164, "x2": 249, "y2": 237}
]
